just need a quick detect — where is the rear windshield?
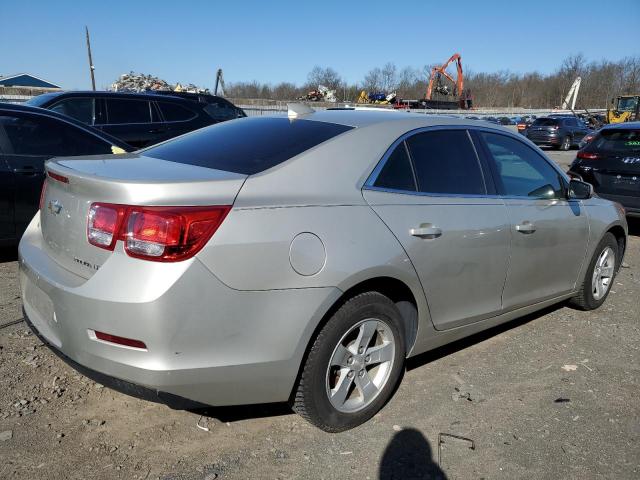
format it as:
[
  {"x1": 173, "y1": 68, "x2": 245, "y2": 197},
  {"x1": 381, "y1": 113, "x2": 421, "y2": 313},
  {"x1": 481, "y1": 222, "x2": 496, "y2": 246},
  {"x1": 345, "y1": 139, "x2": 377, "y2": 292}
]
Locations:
[
  {"x1": 587, "y1": 129, "x2": 640, "y2": 152},
  {"x1": 143, "y1": 117, "x2": 353, "y2": 175},
  {"x1": 532, "y1": 118, "x2": 559, "y2": 126}
]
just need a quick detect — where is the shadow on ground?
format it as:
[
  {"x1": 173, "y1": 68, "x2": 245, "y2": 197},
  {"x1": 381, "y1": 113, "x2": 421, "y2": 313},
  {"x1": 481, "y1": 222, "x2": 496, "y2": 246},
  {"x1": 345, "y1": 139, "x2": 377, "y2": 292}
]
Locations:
[
  {"x1": 379, "y1": 428, "x2": 447, "y2": 480},
  {"x1": 627, "y1": 217, "x2": 640, "y2": 237},
  {"x1": 0, "y1": 246, "x2": 18, "y2": 264}
]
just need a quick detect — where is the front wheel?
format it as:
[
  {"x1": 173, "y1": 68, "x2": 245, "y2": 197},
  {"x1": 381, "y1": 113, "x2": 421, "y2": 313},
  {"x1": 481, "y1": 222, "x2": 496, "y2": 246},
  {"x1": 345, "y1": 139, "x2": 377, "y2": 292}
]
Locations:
[
  {"x1": 569, "y1": 233, "x2": 619, "y2": 310},
  {"x1": 291, "y1": 292, "x2": 406, "y2": 432}
]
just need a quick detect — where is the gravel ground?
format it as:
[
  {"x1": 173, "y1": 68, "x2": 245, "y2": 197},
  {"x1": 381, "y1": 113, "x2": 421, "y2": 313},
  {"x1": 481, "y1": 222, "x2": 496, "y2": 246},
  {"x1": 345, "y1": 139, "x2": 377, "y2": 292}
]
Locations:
[{"x1": 1, "y1": 151, "x2": 638, "y2": 479}]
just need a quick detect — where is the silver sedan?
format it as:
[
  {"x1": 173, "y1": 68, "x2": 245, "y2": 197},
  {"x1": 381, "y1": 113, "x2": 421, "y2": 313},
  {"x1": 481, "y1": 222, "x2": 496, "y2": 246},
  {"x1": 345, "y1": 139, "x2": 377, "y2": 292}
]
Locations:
[{"x1": 19, "y1": 108, "x2": 627, "y2": 432}]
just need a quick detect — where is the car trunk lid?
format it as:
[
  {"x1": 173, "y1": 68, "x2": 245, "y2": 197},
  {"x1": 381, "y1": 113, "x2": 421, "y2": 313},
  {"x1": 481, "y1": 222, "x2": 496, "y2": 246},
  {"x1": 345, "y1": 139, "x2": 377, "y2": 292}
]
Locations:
[{"x1": 40, "y1": 154, "x2": 246, "y2": 279}]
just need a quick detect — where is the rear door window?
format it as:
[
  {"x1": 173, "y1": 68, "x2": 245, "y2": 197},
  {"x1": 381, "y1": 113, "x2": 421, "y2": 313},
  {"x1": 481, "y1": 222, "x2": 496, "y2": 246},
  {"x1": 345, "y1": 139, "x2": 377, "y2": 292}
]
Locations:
[
  {"x1": 49, "y1": 98, "x2": 95, "y2": 125},
  {"x1": 158, "y1": 102, "x2": 196, "y2": 122},
  {"x1": 587, "y1": 129, "x2": 640, "y2": 153},
  {"x1": 143, "y1": 117, "x2": 353, "y2": 175},
  {"x1": 0, "y1": 114, "x2": 114, "y2": 156},
  {"x1": 405, "y1": 130, "x2": 486, "y2": 195},
  {"x1": 104, "y1": 98, "x2": 152, "y2": 124},
  {"x1": 373, "y1": 142, "x2": 417, "y2": 192}
]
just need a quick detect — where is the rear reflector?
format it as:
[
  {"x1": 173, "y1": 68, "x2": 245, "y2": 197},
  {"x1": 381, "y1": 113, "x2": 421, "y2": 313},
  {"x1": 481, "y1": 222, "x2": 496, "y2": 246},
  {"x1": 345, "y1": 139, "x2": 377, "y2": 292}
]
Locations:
[
  {"x1": 87, "y1": 203, "x2": 231, "y2": 261},
  {"x1": 39, "y1": 180, "x2": 48, "y2": 210},
  {"x1": 577, "y1": 151, "x2": 600, "y2": 160},
  {"x1": 94, "y1": 330, "x2": 147, "y2": 349},
  {"x1": 47, "y1": 171, "x2": 69, "y2": 184}
]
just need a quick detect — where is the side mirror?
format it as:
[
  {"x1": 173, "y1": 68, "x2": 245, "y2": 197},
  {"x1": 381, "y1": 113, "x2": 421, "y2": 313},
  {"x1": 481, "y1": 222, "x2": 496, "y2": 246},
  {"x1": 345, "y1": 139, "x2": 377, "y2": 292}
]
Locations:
[{"x1": 568, "y1": 179, "x2": 593, "y2": 200}]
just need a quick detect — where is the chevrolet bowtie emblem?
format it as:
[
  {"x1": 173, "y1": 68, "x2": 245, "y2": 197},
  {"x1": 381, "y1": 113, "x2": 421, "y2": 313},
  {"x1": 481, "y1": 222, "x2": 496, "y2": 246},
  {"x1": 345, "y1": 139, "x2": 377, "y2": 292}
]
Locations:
[{"x1": 47, "y1": 199, "x2": 63, "y2": 215}]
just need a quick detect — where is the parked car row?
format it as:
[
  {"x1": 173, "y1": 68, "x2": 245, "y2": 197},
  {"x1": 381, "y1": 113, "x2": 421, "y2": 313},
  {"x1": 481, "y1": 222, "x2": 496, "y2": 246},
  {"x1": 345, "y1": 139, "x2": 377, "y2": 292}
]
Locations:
[
  {"x1": 26, "y1": 90, "x2": 245, "y2": 148},
  {"x1": 1, "y1": 92, "x2": 246, "y2": 244},
  {"x1": 18, "y1": 109, "x2": 627, "y2": 432}
]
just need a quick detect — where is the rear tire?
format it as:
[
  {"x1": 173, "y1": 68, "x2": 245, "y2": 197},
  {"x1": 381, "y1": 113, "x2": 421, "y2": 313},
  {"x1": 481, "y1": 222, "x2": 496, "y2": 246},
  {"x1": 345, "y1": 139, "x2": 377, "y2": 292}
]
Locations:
[
  {"x1": 560, "y1": 135, "x2": 571, "y2": 151},
  {"x1": 569, "y1": 233, "x2": 619, "y2": 310},
  {"x1": 291, "y1": 292, "x2": 406, "y2": 432}
]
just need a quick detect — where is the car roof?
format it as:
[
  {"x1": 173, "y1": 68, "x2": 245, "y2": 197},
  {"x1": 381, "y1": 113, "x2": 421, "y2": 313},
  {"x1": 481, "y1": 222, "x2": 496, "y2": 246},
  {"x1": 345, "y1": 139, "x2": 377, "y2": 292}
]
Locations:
[
  {"x1": 296, "y1": 108, "x2": 512, "y2": 130},
  {"x1": 601, "y1": 121, "x2": 640, "y2": 130},
  {"x1": 27, "y1": 90, "x2": 210, "y2": 103},
  {"x1": 0, "y1": 102, "x2": 133, "y2": 151}
]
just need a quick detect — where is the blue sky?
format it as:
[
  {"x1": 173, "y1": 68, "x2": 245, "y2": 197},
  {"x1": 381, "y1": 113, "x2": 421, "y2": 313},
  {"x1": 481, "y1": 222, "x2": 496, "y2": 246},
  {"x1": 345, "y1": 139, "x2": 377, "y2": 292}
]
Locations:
[{"x1": 1, "y1": 0, "x2": 638, "y2": 90}]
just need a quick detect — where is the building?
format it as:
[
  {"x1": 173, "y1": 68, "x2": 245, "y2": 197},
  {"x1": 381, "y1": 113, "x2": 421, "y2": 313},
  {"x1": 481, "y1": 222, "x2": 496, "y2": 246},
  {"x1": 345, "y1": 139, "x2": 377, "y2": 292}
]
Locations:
[{"x1": 0, "y1": 73, "x2": 62, "y2": 103}]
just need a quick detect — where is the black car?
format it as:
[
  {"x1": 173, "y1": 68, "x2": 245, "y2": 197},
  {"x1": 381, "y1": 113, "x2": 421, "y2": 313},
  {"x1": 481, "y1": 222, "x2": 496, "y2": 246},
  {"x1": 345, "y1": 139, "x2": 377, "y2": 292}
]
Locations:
[
  {"x1": 526, "y1": 116, "x2": 591, "y2": 150},
  {"x1": 568, "y1": 122, "x2": 640, "y2": 217},
  {"x1": 0, "y1": 103, "x2": 133, "y2": 245},
  {"x1": 26, "y1": 91, "x2": 245, "y2": 148}
]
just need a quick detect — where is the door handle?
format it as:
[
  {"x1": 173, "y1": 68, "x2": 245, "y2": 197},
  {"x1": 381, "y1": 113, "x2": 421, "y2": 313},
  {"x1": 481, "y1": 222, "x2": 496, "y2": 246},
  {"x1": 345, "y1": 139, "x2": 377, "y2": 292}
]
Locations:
[
  {"x1": 149, "y1": 128, "x2": 165, "y2": 133},
  {"x1": 13, "y1": 167, "x2": 39, "y2": 176},
  {"x1": 410, "y1": 224, "x2": 442, "y2": 239},
  {"x1": 515, "y1": 221, "x2": 536, "y2": 234}
]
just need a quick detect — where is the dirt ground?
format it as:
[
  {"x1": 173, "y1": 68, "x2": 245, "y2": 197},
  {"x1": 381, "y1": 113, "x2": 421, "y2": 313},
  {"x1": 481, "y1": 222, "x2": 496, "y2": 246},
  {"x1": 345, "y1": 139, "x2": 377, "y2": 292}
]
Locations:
[{"x1": 1, "y1": 151, "x2": 638, "y2": 480}]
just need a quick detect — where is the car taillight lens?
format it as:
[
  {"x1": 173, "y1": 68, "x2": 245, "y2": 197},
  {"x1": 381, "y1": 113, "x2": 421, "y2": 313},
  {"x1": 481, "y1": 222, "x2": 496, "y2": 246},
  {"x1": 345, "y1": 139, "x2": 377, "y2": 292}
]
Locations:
[
  {"x1": 88, "y1": 204, "x2": 122, "y2": 249},
  {"x1": 577, "y1": 151, "x2": 600, "y2": 160},
  {"x1": 87, "y1": 203, "x2": 230, "y2": 261}
]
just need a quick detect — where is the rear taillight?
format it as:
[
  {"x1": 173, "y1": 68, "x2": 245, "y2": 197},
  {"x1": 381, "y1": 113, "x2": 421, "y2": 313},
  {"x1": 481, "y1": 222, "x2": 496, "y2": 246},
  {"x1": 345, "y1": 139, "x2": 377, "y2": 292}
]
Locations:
[
  {"x1": 87, "y1": 203, "x2": 230, "y2": 262},
  {"x1": 577, "y1": 151, "x2": 600, "y2": 160}
]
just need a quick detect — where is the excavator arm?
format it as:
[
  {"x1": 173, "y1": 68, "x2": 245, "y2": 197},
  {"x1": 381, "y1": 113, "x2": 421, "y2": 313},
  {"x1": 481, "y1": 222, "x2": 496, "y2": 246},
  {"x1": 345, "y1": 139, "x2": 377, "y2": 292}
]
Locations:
[{"x1": 426, "y1": 53, "x2": 464, "y2": 100}]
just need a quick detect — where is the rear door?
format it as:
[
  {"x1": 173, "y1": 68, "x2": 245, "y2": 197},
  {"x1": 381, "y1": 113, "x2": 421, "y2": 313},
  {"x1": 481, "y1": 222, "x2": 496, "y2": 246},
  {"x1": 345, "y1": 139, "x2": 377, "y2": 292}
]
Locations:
[
  {"x1": 477, "y1": 131, "x2": 589, "y2": 308},
  {"x1": 363, "y1": 128, "x2": 511, "y2": 330},
  {"x1": 100, "y1": 97, "x2": 166, "y2": 148},
  {"x1": 0, "y1": 118, "x2": 15, "y2": 239}
]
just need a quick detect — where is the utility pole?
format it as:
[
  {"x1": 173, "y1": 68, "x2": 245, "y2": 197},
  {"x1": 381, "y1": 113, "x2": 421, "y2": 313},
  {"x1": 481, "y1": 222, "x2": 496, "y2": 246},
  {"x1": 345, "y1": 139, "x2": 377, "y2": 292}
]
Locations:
[{"x1": 85, "y1": 26, "x2": 96, "y2": 91}]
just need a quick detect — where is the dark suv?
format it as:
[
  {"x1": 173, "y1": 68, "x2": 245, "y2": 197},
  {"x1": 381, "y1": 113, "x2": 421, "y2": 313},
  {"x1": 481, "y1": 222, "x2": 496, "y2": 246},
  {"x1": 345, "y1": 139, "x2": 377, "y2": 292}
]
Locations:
[
  {"x1": 526, "y1": 116, "x2": 591, "y2": 150},
  {"x1": 26, "y1": 91, "x2": 246, "y2": 148}
]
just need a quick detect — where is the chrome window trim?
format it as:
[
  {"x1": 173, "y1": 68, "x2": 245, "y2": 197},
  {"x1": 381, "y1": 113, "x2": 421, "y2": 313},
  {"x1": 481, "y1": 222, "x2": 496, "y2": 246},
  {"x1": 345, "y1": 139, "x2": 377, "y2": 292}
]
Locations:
[
  {"x1": 364, "y1": 125, "x2": 489, "y2": 198},
  {"x1": 364, "y1": 124, "x2": 572, "y2": 201}
]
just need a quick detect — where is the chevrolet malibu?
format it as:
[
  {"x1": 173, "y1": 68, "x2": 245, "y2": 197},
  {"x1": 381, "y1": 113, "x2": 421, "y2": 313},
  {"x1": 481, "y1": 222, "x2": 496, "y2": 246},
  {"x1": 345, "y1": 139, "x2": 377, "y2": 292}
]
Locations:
[{"x1": 19, "y1": 109, "x2": 627, "y2": 432}]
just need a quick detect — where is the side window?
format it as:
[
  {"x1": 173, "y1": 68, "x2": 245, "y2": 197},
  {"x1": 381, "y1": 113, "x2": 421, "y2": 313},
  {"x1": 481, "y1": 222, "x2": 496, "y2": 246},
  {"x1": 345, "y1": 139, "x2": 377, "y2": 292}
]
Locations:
[
  {"x1": 405, "y1": 130, "x2": 485, "y2": 195},
  {"x1": 203, "y1": 101, "x2": 238, "y2": 121},
  {"x1": 374, "y1": 142, "x2": 416, "y2": 192},
  {"x1": 49, "y1": 98, "x2": 95, "y2": 125},
  {"x1": 481, "y1": 132, "x2": 564, "y2": 199},
  {"x1": 0, "y1": 114, "x2": 113, "y2": 157},
  {"x1": 158, "y1": 102, "x2": 196, "y2": 122},
  {"x1": 105, "y1": 99, "x2": 151, "y2": 124}
]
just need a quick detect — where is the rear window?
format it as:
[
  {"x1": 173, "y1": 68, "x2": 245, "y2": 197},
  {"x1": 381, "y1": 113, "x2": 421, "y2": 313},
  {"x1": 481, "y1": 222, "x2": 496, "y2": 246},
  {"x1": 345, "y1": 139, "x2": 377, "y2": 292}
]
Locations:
[
  {"x1": 586, "y1": 129, "x2": 640, "y2": 153},
  {"x1": 532, "y1": 118, "x2": 559, "y2": 126},
  {"x1": 143, "y1": 117, "x2": 353, "y2": 175}
]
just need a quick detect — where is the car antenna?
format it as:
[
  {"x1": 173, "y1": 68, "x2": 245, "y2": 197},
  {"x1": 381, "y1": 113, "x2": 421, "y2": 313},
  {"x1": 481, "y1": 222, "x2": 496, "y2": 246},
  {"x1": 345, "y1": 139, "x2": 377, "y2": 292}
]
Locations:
[{"x1": 287, "y1": 103, "x2": 314, "y2": 119}]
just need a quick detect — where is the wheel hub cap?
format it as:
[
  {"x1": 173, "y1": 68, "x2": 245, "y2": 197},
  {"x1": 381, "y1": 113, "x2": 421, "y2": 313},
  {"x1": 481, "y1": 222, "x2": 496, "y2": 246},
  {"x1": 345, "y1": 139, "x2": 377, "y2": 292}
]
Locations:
[{"x1": 592, "y1": 246, "x2": 615, "y2": 301}]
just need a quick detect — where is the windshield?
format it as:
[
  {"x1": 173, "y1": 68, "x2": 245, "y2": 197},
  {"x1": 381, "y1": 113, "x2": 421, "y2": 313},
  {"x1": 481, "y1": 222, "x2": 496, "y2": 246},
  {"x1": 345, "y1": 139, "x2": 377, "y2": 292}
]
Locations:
[
  {"x1": 532, "y1": 118, "x2": 558, "y2": 126},
  {"x1": 616, "y1": 97, "x2": 638, "y2": 112},
  {"x1": 587, "y1": 129, "x2": 640, "y2": 152}
]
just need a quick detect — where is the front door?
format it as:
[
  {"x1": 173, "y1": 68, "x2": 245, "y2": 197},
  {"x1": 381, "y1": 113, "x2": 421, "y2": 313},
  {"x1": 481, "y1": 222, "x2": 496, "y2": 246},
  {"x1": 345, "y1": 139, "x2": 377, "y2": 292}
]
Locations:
[
  {"x1": 363, "y1": 129, "x2": 511, "y2": 330},
  {"x1": 478, "y1": 131, "x2": 589, "y2": 309}
]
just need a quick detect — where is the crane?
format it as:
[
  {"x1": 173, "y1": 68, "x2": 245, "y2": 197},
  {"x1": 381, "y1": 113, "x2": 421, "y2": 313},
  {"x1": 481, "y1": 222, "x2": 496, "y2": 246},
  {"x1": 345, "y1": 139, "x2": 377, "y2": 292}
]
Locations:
[
  {"x1": 214, "y1": 68, "x2": 225, "y2": 96},
  {"x1": 426, "y1": 53, "x2": 464, "y2": 105},
  {"x1": 561, "y1": 77, "x2": 581, "y2": 110}
]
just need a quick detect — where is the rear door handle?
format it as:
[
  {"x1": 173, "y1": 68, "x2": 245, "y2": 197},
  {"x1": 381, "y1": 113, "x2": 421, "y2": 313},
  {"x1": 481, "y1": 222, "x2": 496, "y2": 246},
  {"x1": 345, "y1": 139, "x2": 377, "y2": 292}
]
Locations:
[
  {"x1": 515, "y1": 221, "x2": 536, "y2": 234},
  {"x1": 13, "y1": 167, "x2": 39, "y2": 176},
  {"x1": 410, "y1": 224, "x2": 442, "y2": 239}
]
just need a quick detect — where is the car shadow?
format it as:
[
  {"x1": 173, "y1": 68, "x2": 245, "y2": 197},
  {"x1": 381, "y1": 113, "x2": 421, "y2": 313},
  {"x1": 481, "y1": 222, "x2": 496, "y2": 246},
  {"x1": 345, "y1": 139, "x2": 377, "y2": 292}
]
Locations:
[
  {"x1": 379, "y1": 428, "x2": 447, "y2": 479},
  {"x1": 406, "y1": 303, "x2": 564, "y2": 372},
  {"x1": 0, "y1": 246, "x2": 18, "y2": 264},
  {"x1": 627, "y1": 217, "x2": 640, "y2": 237},
  {"x1": 193, "y1": 303, "x2": 566, "y2": 424}
]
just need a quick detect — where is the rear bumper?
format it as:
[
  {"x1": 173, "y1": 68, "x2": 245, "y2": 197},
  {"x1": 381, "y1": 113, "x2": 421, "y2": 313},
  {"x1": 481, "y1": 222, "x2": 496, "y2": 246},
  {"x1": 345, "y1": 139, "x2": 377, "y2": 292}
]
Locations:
[
  {"x1": 19, "y1": 217, "x2": 341, "y2": 407},
  {"x1": 527, "y1": 134, "x2": 561, "y2": 146}
]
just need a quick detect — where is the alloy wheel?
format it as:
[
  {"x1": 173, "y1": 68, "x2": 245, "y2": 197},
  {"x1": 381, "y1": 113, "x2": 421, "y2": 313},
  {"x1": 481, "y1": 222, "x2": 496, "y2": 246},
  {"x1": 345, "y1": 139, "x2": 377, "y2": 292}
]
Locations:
[
  {"x1": 325, "y1": 319, "x2": 396, "y2": 413},
  {"x1": 592, "y1": 246, "x2": 615, "y2": 300}
]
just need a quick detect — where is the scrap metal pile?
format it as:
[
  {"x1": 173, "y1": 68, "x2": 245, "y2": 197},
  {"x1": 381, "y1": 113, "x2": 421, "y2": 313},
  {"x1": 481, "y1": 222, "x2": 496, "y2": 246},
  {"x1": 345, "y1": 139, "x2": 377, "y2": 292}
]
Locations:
[
  {"x1": 298, "y1": 85, "x2": 337, "y2": 102},
  {"x1": 111, "y1": 72, "x2": 210, "y2": 94}
]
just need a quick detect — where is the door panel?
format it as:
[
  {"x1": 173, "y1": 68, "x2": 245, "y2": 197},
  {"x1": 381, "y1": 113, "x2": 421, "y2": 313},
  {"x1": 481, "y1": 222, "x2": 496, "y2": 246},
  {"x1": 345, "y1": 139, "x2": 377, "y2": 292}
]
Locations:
[
  {"x1": 0, "y1": 155, "x2": 15, "y2": 239},
  {"x1": 4, "y1": 154, "x2": 46, "y2": 234},
  {"x1": 365, "y1": 191, "x2": 511, "y2": 330},
  {"x1": 477, "y1": 130, "x2": 589, "y2": 308},
  {"x1": 502, "y1": 198, "x2": 588, "y2": 308}
]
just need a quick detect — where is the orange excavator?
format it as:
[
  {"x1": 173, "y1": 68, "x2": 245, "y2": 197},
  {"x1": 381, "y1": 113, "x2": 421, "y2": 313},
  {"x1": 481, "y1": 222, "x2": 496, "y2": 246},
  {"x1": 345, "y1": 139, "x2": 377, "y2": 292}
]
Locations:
[{"x1": 425, "y1": 53, "x2": 466, "y2": 109}]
